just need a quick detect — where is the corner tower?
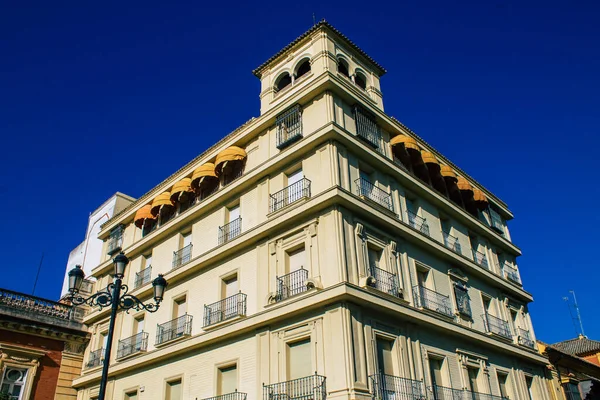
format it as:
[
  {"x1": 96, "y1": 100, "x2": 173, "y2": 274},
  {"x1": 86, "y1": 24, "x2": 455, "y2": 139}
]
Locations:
[{"x1": 253, "y1": 20, "x2": 386, "y2": 115}]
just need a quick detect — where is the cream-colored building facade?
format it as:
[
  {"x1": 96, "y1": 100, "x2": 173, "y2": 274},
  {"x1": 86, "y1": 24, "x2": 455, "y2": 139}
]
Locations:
[{"x1": 72, "y1": 21, "x2": 551, "y2": 400}]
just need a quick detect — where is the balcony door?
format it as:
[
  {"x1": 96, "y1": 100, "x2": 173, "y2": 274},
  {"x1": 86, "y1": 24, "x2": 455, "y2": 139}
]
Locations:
[
  {"x1": 429, "y1": 357, "x2": 445, "y2": 389},
  {"x1": 222, "y1": 275, "x2": 239, "y2": 319},
  {"x1": 376, "y1": 338, "x2": 394, "y2": 376},
  {"x1": 287, "y1": 339, "x2": 312, "y2": 380},
  {"x1": 286, "y1": 169, "x2": 303, "y2": 204},
  {"x1": 173, "y1": 297, "x2": 187, "y2": 337},
  {"x1": 467, "y1": 367, "x2": 480, "y2": 393},
  {"x1": 218, "y1": 365, "x2": 238, "y2": 395}
]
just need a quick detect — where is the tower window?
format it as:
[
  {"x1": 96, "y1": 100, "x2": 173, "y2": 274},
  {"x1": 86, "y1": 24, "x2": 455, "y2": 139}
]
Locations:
[
  {"x1": 355, "y1": 72, "x2": 367, "y2": 90},
  {"x1": 337, "y1": 59, "x2": 350, "y2": 77},
  {"x1": 275, "y1": 72, "x2": 292, "y2": 93},
  {"x1": 296, "y1": 59, "x2": 311, "y2": 80}
]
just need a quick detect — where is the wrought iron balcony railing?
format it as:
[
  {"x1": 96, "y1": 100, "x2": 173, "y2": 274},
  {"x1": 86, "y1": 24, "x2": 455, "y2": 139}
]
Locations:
[
  {"x1": 482, "y1": 314, "x2": 512, "y2": 340},
  {"x1": 219, "y1": 217, "x2": 242, "y2": 245},
  {"x1": 107, "y1": 236, "x2": 123, "y2": 255},
  {"x1": 355, "y1": 178, "x2": 393, "y2": 211},
  {"x1": 116, "y1": 331, "x2": 148, "y2": 359},
  {"x1": 502, "y1": 263, "x2": 521, "y2": 284},
  {"x1": 201, "y1": 392, "x2": 248, "y2": 400},
  {"x1": 263, "y1": 374, "x2": 326, "y2": 400},
  {"x1": 430, "y1": 385, "x2": 508, "y2": 400},
  {"x1": 407, "y1": 210, "x2": 430, "y2": 236},
  {"x1": 370, "y1": 373, "x2": 426, "y2": 400},
  {"x1": 353, "y1": 105, "x2": 381, "y2": 150},
  {"x1": 203, "y1": 293, "x2": 247, "y2": 327},
  {"x1": 134, "y1": 266, "x2": 152, "y2": 289},
  {"x1": 276, "y1": 268, "x2": 309, "y2": 302},
  {"x1": 472, "y1": 250, "x2": 489, "y2": 269},
  {"x1": 442, "y1": 232, "x2": 461, "y2": 254},
  {"x1": 86, "y1": 348, "x2": 104, "y2": 369},
  {"x1": 156, "y1": 314, "x2": 193, "y2": 345},
  {"x1": 517, "y1": 328, "x2": 535, "y2": 348},
  {"x1": 270, "y1": 178, "x2": 311, "y2": 213},
  {"x1": 0, "y1": 288, "x2": 79, "y2": 321},
  {"x1": 413, "y1": 286, "x2": 453, "y2": 317},
  {"x1": 276, "y1": 105, "x2": 303, "y2": 149},
  {"x1": 173, "y1": 244, "x2": 193, "y2": 270},
  {"x1": 368, "y1": 266, "x2": 401, "y2": 297}
]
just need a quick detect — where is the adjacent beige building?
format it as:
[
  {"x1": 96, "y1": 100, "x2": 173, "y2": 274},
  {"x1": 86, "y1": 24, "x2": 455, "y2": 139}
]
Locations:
[{"x1": 72, "y1": 21, "x2": 551, "y2": 400}]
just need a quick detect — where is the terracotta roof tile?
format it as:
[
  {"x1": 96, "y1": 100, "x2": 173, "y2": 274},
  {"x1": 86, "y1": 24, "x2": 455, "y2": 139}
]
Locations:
[{"x1": 552, "y1": 336, "x2": 600, "y2": 356}]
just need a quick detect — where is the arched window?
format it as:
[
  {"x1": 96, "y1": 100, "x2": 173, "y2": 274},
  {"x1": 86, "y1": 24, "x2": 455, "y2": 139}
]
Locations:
[
  {"x1": 337, "y1": 59, "x2": 350, "y2": 78},
  {"x1": 355, "y1": 72, "x2": 367, "y2": 90},
  {"x1": 296, "y1": 59, "x2": 311, "y2": 80},
  {"x1": 275, "y1": 72, "x2": 292, "y2": 93}
]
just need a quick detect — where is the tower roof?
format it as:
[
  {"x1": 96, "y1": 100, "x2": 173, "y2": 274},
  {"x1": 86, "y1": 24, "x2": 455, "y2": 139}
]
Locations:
[
  {"x1": 252, "y1": 20, "x2": 386, "y2": 78},
  {"x1": 552, "y1": 335, "x2": 600, "y2": 356}
]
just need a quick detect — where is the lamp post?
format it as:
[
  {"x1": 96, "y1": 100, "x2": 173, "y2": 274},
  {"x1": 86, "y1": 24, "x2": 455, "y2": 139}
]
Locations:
[{"x1": 67, "y1": 252, "x2": 167, "y2": 400}]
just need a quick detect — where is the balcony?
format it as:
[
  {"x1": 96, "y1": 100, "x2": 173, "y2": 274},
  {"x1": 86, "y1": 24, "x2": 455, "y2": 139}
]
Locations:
[
  {"x1": 482, "y1": 314, "x2": 512, "y2": 340},
  {"x1": 501, "y1": 263, "x2": 521, "y2": 285},
  {"x1": 0, "y1": 288, "x2": 82, "y2": 322},
  {"x1": 517, "y1": 328, "x2": 535, "y2": 349},
  {"x1": 353, "y1": 105, "x2": 381, "y2": 150},
  {"x1": 368, "y1": 266, "x2": 401, "y2": 298},
  {"x1": 203, "y1": 293, "x2": 247, "y2": 327},
  {"x1": 173, "y1": 244, "x2": 193, "y2": 270},
  {"x1": 134, "y1": 266, "x2": 152, "y2": 289},
  {"x1": 270, "y1": 178, "x2": 311, "y2": 213},
  {"x1": 276, "y1": 105, "x2": 303, "y2": 149},
  {"x1": 407, "y1": 210, "x2": 430, "y2": 236},
  {"x1": 355, "y1": 178, "x2": 393, "y2": 212},
  {"x1": 413, "y1": 286, "x2": 453, "y2": 318},
  {"x1": 263, "y1": 374, "x2": 326, "y2": 400},
  {"x1": 442, "y1": 231, "x2": 461, "y2": 254},
  {"x1": 489, "y1": 208, "x2": 504, "y2": 234},
  {"x1": 370, "y1": 373, "x2": 426, "y2": 400},
  {"x1": 86, "y1": 348, "x2": 103, "y2": 369},
  {"x1": 219, "y1": 217, "x2": 242, "y2": 245},
  {"x1": 116, "y1": 331, "x2": 148, "y2": 359},
  {"x1": 156, "y1": 314, "x2": 193, "y2": 345},
  {"x1": 202, "y1": 392, "x2": 248, "y2": 400},
  {"x1": 107, "y1": 225, "x2": 124, "y2": 255},
  {"x1": 472, "y1": 250, "x2": 489, "y2": 269},
  {"x1": 430, "y1": 385, "x2": 508, "y2": 400},
  {"x1": 276, "y1": 268, "x2": 309, "y2": 302}
]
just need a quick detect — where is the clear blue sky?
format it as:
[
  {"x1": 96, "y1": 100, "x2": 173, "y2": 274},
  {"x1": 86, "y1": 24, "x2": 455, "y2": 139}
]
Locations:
[{"x1": 1, "y1": 1, "x2": 598, "y2": 344}]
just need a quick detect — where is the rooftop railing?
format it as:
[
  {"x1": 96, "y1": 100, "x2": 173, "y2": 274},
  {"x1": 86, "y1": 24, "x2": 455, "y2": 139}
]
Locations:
[
  {"x1": 502, "y1": 263, "x2": 521, "y2": 285},
  {"x1": 156, "y1": 314, "x2": 193, "y2": 345},
  {"x1": 116, "y1": 331, "x2": 148, "y2": 359},
  {"x1": 219, "y1": 217, "x2": 242, "y2": 245},
  {"x1": 430, "y1": 385, "x2": 508, "y2": 400},
  {"x1": 203, "y1": 293, "x2": 247, "y2": 327},
  {"x1": 201, "y1": 392, "x2": 248, "y2": 400},
  {"x1": 413, "y1": 286, "x2": 453, "y2": 318},
  {"x1": 270, "y1": 178, "x2": 311, "y2": 213},
  {"x1": 517, "y1": 328, "x2": 535, "y2": 349},
  {"x1": 482, "y1": 314, "x2": 512, "y2": 340},
  {"x1": 86, "y1": 348, "x2": 104, "y2": 369},
  {"x1": 0, "y1": 288, "x2": 79, "y2": 321},
  {"x1": 355, "y1": 178, "x2": 393, "y2": 212},
  {"x1": 442, "y1": 231, "x2": 461, "y2": 254},
  {"x1": 472, "y1": 250, "x2": 489, "y2": 269},
  {"x1": 368, "y1": 266, "x2": 401, "y2": 297},
  {"x1": 263, "y1": 374, "x2": 326, "y2": 400},
  {"x1": 276, "y1": 105, "x2": 303, "y2": 149},
  {"x1": 276, "y1": 268, "x2": 309, "y2": 302},
  {"x1": 370, "y1": 373, "x2": 426, "y2": 400},
  {"x1": 134, "y1": 266, "x2": 152, "y2": 289},
  {"x1": 407, "y1": 210, "x2": 430, "y2": 236},
  {"x1": 173, "y1": 244, "x2": 193, "y2": 270}
]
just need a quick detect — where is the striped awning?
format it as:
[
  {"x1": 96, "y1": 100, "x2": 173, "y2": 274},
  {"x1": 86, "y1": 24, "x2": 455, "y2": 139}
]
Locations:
[
  {"x1": 473, "y1": 188, "x2": 488, "y2": 204},
  {"x1": 420, "y1": 151, "x2": 439, "y2": 166},
  {"x1": 150, "y1": 192, "x2": 175, "y2": 216},
  {"x1": 390, "y1": 135, "x2": 419, "y2": 151},
  {"x1": 457, "y1": 177, "x2": 474, "y2": 193},
  {"x1": 440, "y1": 165, "x2": 458, "y2": 182},
  {"x1": 215, "y1": 146, "x2": 247, "y2": 175},
  {"x1": 191, "y1": 163, "x2": 218, "y2": 188},
  {"x1": 170, "y1": 178, "x2": 194, "y2": 201},
  {"x1": 134, "y1": 205, "x2": 156, "y2": 228}
]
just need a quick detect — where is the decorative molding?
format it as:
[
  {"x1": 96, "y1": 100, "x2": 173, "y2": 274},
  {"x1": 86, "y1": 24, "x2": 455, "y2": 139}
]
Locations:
[{"x1": 355, "y1": 223, "x2": 364, "y2": 236}]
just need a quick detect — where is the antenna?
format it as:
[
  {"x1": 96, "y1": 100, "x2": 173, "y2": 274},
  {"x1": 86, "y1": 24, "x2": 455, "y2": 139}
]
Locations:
[
  {"x1": 313, "y1": 13, "x2": 316, "y2": 26},
  {"x1": 32, "y1": 252, "x2": 44, "y2": 296},
  {"x1": 563, "y1": 291, "x2": 586, "y2": 337}
]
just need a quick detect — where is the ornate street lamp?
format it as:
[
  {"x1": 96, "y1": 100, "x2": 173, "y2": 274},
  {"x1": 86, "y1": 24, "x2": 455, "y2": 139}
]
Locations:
[{"x1": 67, "y1": 252, "x2": 167, "y2": 400}]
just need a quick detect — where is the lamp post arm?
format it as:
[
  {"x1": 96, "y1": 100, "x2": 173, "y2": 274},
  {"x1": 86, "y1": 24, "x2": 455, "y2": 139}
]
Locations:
[{"x1": 98, "y1": 277, "x2": 122, "y2": 400}]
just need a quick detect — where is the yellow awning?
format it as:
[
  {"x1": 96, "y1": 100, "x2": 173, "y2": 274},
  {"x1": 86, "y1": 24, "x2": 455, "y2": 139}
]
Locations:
[
  {"x1": 215, "y1": 146, "x2": 247, "y2": 174},
  {"x1": 150, "y1": 192, "x2": 174, "y2": 216},
  {"x1": 389, "y1": 135, "x2": 419, "y2": 151},
  {"x1": 473, "y1": 188, "x2": 488, "y2": 204},
  {"x1": 191, "y1": 163, "x2": 218, "y2": 188},
  {"x1": 170, "y1": 178, "x2": 194, "y2": 201},
  {"x1": 440, "y1": 165, "x2": 457, "y2": 181},
  {"x1": 134, "y1": 205, "x2": 156, "y2": 228},
  {"x1": 420, "y1": 151, "x2": 439, "y2": 166},
  {"x1": 457, "y1": 177, "x2": 473, "y2": 193}
]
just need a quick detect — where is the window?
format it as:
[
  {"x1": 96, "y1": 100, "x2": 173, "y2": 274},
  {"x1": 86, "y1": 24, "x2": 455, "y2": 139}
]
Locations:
[
  {"x1": 563, "y1": 382, "x2": 583, "y2": 400},
  {"x1": 276, "y1": 105, "x2": 303, "y2": 149},
  {"x1": 143, "y1": 254, "x2": 152, "y2": 269},
  {"x1": 295, "y1": 59, "x2": 311, "y2": 80},
  {"x1": 223, "y1": 275, "x2": 239, "y2": 299},
  {"x1": 376, "y1": 337, "x2": 394, "y2": 375},
  {"x1": 275, "y1": 72, "x2": 292, "y2": 93},
  {"x1": 497, "y1": 372, "x2": 509, "y2": 399},
  {"x1": 429, "y1": 357, "x2": 445, "y2": 387},
  {"x1": 355, "y1": 72, "x2": 367, "y2": 90},
  {"x1": 125, "y1": 390, "x2": 138, "y2": 400},
  {"x1": 181, "y1": 232, "x2": 192, "y2": 249},
  {"x1": 367, "y1": 245, "x2": 384, "y2": 274},
  {"x1": 166, "y1": 379, "x2": 182, "y2": 400},
  {"x1": 286, "y1": 169, "x2": 305, "y2": 204},
  {"x1": 287, "y1": 339, "x2": 311, "y2": 380},
  {"x1": 228, "y1": 205, "x2": 240, "y2": 223},
  {"x1": 453, "y1": 282, "x2": 472, "y2": 318},
  {"x1": 467, "y1": 367, "x2": 480, "y2": 392},
  {"x1": 337, "y1": 58, "x2": 349, "y2": 77},
  {"x1": 100, "y1": 332, "x2": 108, "y2": 351},
  {"x1": 174, "y1": 297, "x2": 187, "y2": 319},
  {"x1": 352, "y1": 105, "x2": 380, "y2": 149},
  {"x1": 218, "y1": 365, "x2": 238, "y2": 395},
  {"x1": 286, "y1": 246, "x2": 306, "y2": 274},
  {"x1": 142, "y1": 219, "x2": 156, "y2": 237},
  {"x1": 133, "y1": 315, "x2": 145, "y2": 334},
  {"x1": 416, "y1": 266, "x2": 429, "y2": 289},
  {"x1": 525, "y1": 377, "x2": 534, "y2": 400},
  {"x1": 0, "y1": 367, "x2": 27, "y2": 400},
  {"x1": 107, "y1": 225, "x2": 124, "y2": 255}
]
